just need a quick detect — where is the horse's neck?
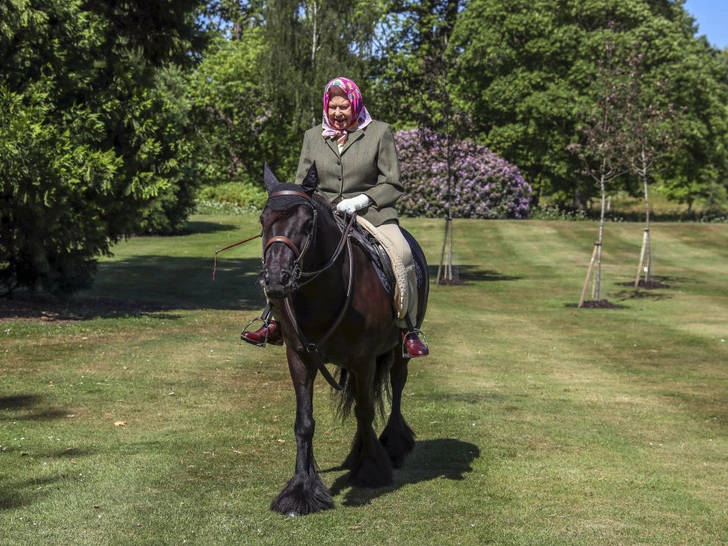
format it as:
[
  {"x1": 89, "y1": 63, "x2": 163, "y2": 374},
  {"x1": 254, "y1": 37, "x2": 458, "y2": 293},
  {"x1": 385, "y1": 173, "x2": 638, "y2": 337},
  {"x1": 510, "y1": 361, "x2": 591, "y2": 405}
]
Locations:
[{"x1": 297, "y1": 204, "x2": 348, "y2": 301}]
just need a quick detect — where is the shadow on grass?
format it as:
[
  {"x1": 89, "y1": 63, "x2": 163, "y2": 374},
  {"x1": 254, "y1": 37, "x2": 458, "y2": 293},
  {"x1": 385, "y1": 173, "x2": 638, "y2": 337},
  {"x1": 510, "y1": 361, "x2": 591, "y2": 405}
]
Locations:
[
  {"x1": 0, "y1": 476, "x2": 64, "y2": 510},
  {"x1": 326, "y1": 438, "x2": 480, "y2": 507},
  {"x1": 426, "y1": 265, "x2": 521, "y2": 284},
  {"x1": 0, "y1": 256, "x2": 268, "y2": 322},
  {"x1": 0, "y1": 395, "x2": 70, "y2": 421},
  {"x1": 0, "y1": 395, "x2": 92, "y2": 510},
  {"x1": 2, "y1": 259, "x2": 518, "y2": 323},
  {"x1": 179, "y1": 220, "x2": 242, "y2": 235},
  {"x1": 614, "y1": 288, "x2": 673, "y2": 302},
  {"x1": 91, "y1": 255, "x2": 265, "y2": 310}
]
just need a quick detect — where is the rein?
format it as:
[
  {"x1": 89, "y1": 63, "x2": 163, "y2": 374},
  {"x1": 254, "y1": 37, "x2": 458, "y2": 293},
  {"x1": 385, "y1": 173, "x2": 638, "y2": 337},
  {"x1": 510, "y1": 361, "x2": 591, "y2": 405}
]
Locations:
[
  {"x1": 212, "y1": 232, "x2": 262, "y2": 281},
  {"x1": 263, "y1": 189, "x2": 357, "y2": 391},
  {"x1": 212, "y1": 187, "x2": 358, "y2": 391}
]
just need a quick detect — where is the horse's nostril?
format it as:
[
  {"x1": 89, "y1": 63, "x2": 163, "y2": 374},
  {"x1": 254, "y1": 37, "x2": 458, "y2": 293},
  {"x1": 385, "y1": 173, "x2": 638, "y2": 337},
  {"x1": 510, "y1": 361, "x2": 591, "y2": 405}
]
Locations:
[{"x1": 281, "y1": 271, "x2": 291, "y2": 286}]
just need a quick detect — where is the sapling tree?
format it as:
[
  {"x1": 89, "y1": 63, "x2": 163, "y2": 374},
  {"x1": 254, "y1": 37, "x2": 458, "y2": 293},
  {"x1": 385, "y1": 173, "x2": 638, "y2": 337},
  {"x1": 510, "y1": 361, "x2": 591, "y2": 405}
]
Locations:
[
  {"x1": 568, "y1": 42, "x2": 630, "y2": 307},
  {"x1": 374, "y1": 0, "x2": 466, "y2": 284},
  {"x1": 621, "y1": 54, "x2": 683, "y2": 287}
]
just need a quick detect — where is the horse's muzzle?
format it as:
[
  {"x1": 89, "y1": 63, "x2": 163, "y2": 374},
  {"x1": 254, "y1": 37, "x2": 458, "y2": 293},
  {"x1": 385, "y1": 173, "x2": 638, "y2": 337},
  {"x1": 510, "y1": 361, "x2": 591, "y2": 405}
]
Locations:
[{"x1": 260, "y1": 267, "x2": 297, "y2": 300}]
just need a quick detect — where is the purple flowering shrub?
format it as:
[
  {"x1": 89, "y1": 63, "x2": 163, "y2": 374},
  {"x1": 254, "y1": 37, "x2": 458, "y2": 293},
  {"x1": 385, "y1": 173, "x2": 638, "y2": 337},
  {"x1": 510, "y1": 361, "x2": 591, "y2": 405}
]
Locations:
[{"x1": 395, "y1": 129, "x2": 532, "y2": 219}]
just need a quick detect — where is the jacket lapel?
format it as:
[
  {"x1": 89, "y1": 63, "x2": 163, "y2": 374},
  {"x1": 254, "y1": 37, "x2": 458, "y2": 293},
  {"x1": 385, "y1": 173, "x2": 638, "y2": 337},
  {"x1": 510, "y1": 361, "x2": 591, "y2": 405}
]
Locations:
[
  {"x1": 325, "y1": 137, "x2": 339, "y2": 157},
  {"x1": 322, "y1": 127, "x2": 366, "y2": 156},
  {"x1": 340, "y1": 128, "x2": 365, "y2": 156}
]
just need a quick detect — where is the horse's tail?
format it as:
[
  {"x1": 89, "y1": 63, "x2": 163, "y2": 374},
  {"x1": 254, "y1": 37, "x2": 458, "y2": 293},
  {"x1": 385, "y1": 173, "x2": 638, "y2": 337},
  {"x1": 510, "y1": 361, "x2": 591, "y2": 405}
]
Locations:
[{"x1": 332, "y1": 351, "x2": 393, "y2": 423}]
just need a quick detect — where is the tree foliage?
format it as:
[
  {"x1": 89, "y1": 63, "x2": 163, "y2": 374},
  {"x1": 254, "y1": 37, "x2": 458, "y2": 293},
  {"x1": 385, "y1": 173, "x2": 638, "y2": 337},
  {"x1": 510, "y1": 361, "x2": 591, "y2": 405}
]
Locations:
[
  {"x1": 0, "y1": 0, "x2": 204, "y2": 295},
  {"x1": 450, "y1": 0, "x2": 728, "y2": 208},
  {"x1": 2, "y1": 0, "x2": 728, "y2": 296}
]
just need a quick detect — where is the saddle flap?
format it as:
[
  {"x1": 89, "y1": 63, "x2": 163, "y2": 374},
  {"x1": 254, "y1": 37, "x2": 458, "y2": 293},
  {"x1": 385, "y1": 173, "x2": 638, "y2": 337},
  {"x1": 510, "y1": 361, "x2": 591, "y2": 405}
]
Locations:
[{"x1": 333, "y1": 215, "x2": 398, "y2": 315}]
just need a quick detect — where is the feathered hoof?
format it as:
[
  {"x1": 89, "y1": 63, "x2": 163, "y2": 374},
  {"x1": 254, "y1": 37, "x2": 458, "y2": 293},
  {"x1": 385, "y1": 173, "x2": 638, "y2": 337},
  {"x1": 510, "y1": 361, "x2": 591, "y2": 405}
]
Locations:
[
  {"x1": 271, "y1": 473, "x2": 334, "y2": 516},
  {"x1": 347, "y1": 443, "x2": 394, "y2": 489},
  {"x1": 379, "y1": 417, "x2": 416, "y2": 469}
]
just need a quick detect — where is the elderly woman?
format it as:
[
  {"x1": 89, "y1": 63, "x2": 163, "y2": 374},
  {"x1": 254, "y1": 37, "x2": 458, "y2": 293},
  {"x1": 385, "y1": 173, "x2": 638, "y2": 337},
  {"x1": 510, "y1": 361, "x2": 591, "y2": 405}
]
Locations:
[{"x1": 242, "y1": 77, "x2": 428, "y2": 358}]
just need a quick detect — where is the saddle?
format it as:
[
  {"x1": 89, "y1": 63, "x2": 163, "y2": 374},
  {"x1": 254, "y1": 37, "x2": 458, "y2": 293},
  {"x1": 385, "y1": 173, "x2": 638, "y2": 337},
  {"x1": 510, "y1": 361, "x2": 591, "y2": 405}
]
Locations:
[{"x1": 333, "y1": 214, "x2": 402, "y2": 318}]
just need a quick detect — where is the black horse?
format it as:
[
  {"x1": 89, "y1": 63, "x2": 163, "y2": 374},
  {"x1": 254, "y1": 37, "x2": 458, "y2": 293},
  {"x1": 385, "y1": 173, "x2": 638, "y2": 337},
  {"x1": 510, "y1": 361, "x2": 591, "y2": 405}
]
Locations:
[{"x1": 258, "y1": 163, "x2": 429, "y2": 516}]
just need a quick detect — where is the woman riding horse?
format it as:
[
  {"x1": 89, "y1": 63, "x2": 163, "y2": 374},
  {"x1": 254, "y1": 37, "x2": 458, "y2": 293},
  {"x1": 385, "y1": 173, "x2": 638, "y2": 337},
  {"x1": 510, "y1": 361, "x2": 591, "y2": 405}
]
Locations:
[{"x1": 242, "y1": 76, "x2": 428, "y2": 358}]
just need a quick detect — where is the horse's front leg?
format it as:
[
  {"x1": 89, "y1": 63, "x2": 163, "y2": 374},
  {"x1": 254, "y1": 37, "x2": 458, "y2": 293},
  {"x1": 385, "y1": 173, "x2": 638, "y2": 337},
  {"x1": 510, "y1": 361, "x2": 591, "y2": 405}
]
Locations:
[
  {"x1": 343, "y1": 362, "x2": 394, "y2": 488},
  {"x1": 270, "y1": 348, "x2": 333, "y2": 516},
  {"x1": 379, "y1": 351, "x2": 416, "y2": 468}
]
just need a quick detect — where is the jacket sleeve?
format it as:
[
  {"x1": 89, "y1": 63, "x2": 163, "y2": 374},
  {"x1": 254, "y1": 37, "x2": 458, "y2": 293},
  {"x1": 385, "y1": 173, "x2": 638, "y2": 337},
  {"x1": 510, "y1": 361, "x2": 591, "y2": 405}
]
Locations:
[
  {"x1": 295, "y1": 129, "x2": 314, "y2": 185},
  {"x1": 365, "y1": 123, "x2": 404, "y2": 208}
]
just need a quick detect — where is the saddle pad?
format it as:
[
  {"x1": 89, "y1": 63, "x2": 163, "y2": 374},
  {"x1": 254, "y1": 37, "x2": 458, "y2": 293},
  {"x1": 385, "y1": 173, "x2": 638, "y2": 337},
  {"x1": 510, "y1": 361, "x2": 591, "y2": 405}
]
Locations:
[{"x1": 355, "y1": 216, "x2": 408, "y2": 319}]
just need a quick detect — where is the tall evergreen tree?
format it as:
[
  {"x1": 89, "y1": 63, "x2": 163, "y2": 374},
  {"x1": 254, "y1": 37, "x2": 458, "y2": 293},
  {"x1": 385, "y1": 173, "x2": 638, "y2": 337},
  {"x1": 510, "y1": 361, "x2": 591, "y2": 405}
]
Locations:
[{"x1": 0, "y1": 0, "x2": 205, "y2": 295}]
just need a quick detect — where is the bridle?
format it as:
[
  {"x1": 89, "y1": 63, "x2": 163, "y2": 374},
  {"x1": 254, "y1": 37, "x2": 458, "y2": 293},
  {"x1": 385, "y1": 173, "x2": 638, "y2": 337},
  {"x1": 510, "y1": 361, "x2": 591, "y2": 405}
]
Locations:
[
  {"x1": 263, "y1": 188, "x2": 357, "y2": 390},
  {"x1": 262, "y1": 190, "x2": 318, "y2": 288},
  {"x1": 262, "y1": 189, "x2": 356, "y2": 288}
]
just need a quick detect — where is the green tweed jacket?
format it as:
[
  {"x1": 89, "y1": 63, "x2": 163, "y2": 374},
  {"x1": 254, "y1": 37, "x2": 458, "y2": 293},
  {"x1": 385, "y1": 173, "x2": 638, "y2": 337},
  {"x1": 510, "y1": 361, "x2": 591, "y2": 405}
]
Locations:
[{"x1": 295, "y1": 120, "x2": 404, "y2": 227}]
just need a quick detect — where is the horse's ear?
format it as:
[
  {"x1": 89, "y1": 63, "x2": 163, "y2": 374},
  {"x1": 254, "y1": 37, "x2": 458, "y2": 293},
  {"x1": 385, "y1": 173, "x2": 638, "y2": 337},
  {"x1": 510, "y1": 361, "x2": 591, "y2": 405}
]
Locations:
[
  {"x1": 300, "y1": 162, "x2": 318, "y2": 195},
  {"x1": 263, "y1": 163, "x2": 280, "y2": 194}
]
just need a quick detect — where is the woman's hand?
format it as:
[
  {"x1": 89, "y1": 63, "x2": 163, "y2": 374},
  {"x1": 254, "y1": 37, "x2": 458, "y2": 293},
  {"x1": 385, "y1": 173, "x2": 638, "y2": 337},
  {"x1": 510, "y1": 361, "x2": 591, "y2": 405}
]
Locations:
[{"x1": 336, "y1": 194, "x2": 370, "y2": 214}]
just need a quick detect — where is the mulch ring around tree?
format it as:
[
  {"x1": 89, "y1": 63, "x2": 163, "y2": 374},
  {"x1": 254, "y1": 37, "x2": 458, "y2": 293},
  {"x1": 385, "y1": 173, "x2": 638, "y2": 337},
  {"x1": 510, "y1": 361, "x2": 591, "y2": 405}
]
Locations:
[
  {"x1": 580, "y1": 299, "x2": 621, "y2": 309},
  {"x1": 634, "y1": 279, "x2": 670, "y2": 289}
]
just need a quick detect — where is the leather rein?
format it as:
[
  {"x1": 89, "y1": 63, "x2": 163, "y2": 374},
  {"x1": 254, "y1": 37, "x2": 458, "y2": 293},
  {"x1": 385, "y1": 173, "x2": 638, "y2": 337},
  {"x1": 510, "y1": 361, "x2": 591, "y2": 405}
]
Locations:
[{"x1": 263, "y1": 189, "x2": 357, "y2": 390}]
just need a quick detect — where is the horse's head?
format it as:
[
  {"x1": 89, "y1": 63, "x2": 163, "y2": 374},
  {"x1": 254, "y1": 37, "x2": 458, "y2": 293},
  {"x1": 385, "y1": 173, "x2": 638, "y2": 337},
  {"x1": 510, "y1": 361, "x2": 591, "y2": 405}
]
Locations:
[{"x1": 258, "y1": 163, "x2": 322, "y2": 300}]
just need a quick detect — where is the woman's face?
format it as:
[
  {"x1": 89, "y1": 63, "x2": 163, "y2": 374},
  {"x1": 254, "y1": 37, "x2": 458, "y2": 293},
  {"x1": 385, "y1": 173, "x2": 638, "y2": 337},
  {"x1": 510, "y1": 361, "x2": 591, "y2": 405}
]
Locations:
[{"x1": 327, "y1": 88, "x2": 353, "y2": 131}]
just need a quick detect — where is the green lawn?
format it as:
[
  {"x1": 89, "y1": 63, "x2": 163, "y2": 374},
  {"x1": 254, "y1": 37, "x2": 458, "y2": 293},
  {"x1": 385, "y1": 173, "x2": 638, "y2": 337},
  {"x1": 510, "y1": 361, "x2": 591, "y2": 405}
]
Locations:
[{"x1": 1, "y1": 215, "x2": 726, "y2": 545}]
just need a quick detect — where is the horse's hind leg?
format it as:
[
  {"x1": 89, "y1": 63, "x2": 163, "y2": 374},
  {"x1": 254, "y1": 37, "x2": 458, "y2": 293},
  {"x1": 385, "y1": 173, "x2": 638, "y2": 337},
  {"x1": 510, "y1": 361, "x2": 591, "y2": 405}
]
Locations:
[
  {"x1": 379, "y1": 352, "x2": 415, "y2": 468},
  {"x1": 271, "y1": 351, "x2": 333, "y2": 516},
  {"x1": 343, "y1": 363, "x2": 393, "y2": 488}
]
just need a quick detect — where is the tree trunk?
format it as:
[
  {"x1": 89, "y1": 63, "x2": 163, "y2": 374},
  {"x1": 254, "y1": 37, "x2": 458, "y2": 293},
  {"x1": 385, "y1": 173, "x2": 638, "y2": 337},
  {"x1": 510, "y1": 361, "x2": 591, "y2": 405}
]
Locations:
[
  {"x1": 594, "y1": 172, "x2": 607, "y2": 301},
  {"x1": 635, "y1": 168, "x2": 652, "y2": 287},
  {"x1": 578, "y1": 242, "x2": 599, "y2": 308},
  {"x1": 436, "y1": 216, "x2": 453, "y2": 283}
]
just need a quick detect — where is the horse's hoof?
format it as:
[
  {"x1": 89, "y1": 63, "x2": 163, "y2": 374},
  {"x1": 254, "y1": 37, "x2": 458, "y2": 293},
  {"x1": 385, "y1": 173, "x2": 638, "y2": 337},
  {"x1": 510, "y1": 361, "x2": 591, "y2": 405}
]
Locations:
[{"x1": 271, "y1": 473, "x2": 334, "y2": 516}]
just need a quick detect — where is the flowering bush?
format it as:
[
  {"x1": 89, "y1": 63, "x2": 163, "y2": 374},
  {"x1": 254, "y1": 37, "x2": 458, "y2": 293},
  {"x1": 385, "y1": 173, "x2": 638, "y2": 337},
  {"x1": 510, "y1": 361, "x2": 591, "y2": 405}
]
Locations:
[{"x1": 395, "y1": 129, "x2": 532, "y2": 219}]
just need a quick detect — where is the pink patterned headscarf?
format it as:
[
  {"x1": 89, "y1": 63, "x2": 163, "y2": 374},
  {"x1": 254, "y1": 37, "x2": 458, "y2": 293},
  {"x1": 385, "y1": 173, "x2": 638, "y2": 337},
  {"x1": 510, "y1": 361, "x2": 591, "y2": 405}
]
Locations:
[{"x1": 321, "y1": 77, "x2": 372, "y2": 145}]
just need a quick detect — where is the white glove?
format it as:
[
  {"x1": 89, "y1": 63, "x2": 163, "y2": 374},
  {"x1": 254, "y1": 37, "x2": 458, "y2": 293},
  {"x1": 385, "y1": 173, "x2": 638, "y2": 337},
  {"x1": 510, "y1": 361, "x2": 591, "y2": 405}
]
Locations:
[{"x1": 336, "y1": 194, "x2": 371, "y2": 214}]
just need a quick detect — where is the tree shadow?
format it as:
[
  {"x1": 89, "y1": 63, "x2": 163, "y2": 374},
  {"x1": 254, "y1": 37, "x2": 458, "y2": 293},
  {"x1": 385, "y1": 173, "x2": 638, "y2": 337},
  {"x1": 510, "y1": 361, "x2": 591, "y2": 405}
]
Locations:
[
  {"x1": 89, "y1": 255, "x2": 266, "y2": 311},
  {"x1": 0, "y1": 394, "x2": 71, "y2": 421},
  {"x1": 0, "y1": 395, "x2": 41, "y2": 410},
  {"x1": 178, "y1": 220, "x2": 241, "y2": 235},
  {"x1": 613, "y1": 288, "x2": 673, "y2": 302},
  {"x1": 325, "y1": 438, "x2": 480, "y2": 507},
  {"x1": 0, "y1": 476, "x2": 63, "y2": 510},
  {"x1": 0, "y1": 394, "x2": 97, "y2": 510},
  {"x1": 0, "y1": 256, "x2": 268, "y2": 322},
  {"x1": 427, "y1": 265, "x2": 521, "y2": 284}
]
